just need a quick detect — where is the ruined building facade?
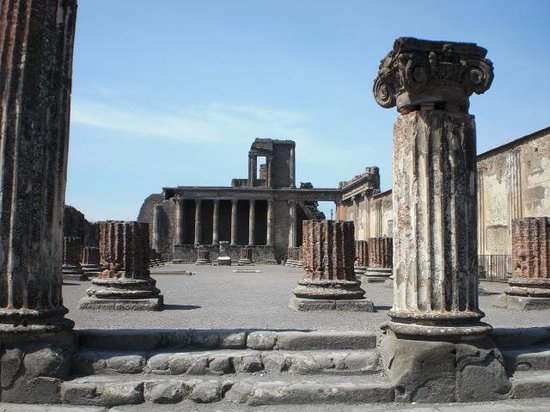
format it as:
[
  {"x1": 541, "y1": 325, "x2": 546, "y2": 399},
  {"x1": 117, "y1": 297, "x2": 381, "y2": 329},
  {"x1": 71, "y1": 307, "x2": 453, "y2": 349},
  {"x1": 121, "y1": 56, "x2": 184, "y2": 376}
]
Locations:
[
  {"x1": 138, "y1": 139, "x2": 340, "y2": 263},
  {"x1": 337, "y1": 127, "x2": 550, "y2": 263}
]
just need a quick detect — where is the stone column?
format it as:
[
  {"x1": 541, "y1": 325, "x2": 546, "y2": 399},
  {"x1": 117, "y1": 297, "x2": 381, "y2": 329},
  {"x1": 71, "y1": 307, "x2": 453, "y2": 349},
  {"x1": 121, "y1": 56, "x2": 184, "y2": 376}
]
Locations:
[
  {"x1": 364, "y1": 237, "x2": 393, "y2": 283},
  {"x1": 289, "y1": 146, "x2": 296, "y2": 188},
  {"x1": 81, "y1": 246, "x2": 101, "y2": 278},
  {"x1": 290, "y1": 220, "x2": 373, "y2": 311},
  {"x1": 248, "y1": 199, "x2": 256, "y2": 246},
  {"x1": 212, "y1": 199, "x2": 220, "y2": 245},
  {"x1": 373, "y1": 39, "x2": 510, "y2": 404},
  {"x1": 373, "y1": 37, "x2": 494, "y2": 339},
  {"x1": 173, "y1": 196, "x2": 184, "y2": 245},
  {"x1": 0, "y1": 1, "x2": 77, "y2": 402},
  {"x1": 152, "y1": 203, "x2": 163, "y2": 252},
  {"x1": 230, "y1": 199, "x2": 238, "y2": 246},
  {"x1": 194, "y1": 199, "x2": 202, "y2": 246},
  {"x1": 80, "y1": 221, "x2": 163, "y2": 310},
  {"x1": 266, "y1": 199, "x2": 274, "y2": 246},
  {"x1": 238, "y1": 247, "x2": 253, "y2": 265},
  {"x1": 248, "y1": 155, "x2": 257, "y2": 187},
  {"x1": 495, "y1": 217, "x2": 550, "y2": 310},
  {"x1": 195, "y1": 248, "x2": 210, "y2": 265},
  {"x1": 0, "y1": 0, "x2": 77, "y2": 333},
  {"x1": 62, "y1": 236, "x2": 86, "y2": 281},
  {"x1": 288, "y1": 200, "x2": 297, "y2": 248},
  {"x1": 354, "y1": 240, "x2": 369, "y2": 275}
]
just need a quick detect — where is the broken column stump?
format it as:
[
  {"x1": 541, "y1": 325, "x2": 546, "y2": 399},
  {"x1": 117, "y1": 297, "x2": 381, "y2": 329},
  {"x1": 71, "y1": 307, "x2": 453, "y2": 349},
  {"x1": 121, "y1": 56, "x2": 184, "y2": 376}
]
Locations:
[
  {"x1": 238, "y1": 247, "x2": 253, "y2": 265},
  {"x1": 0, "y1": 0, "x2": 78, "y2": 403},
  {"x1": 62, "y1": 236, "x2": 87, "y2": 281},
  {"x1": 354, "y1": 240, "x2": 368, "y2": 276},
  {"x1": 195, "y1": 248, "x2": 211, "y2": 265},
  {"x1": 290, "y1": 220, "x2": 373, "y2": 311},
  {"x1": 374, "y1": 37, "x2": 510, "y2": 402},
  {"x1": 364, "y1": 237, "x2": 392, "y2": 283},
  {"x1": 494, "y1": 217, "x2": 550, "y2": 310},
  {"x1": 81, "y1": 246, "x2": 102, "y2": 278},
  {"x1": 79, "y1": 221, "x2": 163, "y2": 310}
]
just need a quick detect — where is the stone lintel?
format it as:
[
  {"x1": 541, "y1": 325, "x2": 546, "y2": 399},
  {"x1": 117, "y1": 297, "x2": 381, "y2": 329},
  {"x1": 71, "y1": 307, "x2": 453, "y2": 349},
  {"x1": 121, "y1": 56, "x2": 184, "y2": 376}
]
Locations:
[{"x1": 373, "y1": 37, "x2": 493, "y2": 113}]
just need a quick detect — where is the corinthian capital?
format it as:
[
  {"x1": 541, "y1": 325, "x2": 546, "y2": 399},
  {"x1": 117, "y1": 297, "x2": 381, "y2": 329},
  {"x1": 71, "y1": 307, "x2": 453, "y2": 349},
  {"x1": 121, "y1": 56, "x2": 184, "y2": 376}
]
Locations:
[{"x1": 373, "y1": 37, "x2": 493, "y2": 113}]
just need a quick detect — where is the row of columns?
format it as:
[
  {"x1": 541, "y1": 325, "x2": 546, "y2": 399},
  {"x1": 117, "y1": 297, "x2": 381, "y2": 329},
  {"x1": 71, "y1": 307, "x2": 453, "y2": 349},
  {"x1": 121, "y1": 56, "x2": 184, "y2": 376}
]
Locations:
[{"x1": 170, "y1": 198, "x2": 275, "y2": 246}]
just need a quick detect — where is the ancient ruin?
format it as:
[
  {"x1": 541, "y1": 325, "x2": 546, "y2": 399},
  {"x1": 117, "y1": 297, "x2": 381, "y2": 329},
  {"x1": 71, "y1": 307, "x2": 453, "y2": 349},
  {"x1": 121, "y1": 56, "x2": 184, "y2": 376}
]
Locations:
[
  {"x1": 290, "y1": 220, "x2": 373, "y2": 311},
  {"x1": 494, "y1": 217, "x2": 550, "y2": 310},
  {"x1": 62, "y1": 236, "x2": 86, "y2": 281},
  {"x1": 79, "y1": 221, "x2": 163, "y2": 310},
  {"x1": 354, "y1": 240, "x2": 368, "y2": 275},
  {"x1": 81, "y1": 246, "x2": 102, "y2": 277},
  {"x1": 238, "y1": 247, "x2": 253, "y2": 265},
  {"x1": 138, "y1": 139, "x2": 340, "y2": 264},
  {"x1": 363, "y1": 236, "x2": 392, "y2": 283}
]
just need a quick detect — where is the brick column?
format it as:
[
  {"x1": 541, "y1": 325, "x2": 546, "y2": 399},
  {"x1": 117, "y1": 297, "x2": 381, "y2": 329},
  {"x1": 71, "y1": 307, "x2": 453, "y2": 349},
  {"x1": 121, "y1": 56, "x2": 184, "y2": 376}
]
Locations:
[
  {"x1": 354, "y1": 240, "x2": 369, "y2": 275},
  {"x1": 80, "y1": 221, "x2": 163, "y2": 310},
  {"x1": 364, "y1": 237, "x2": 393, "y2": 283},
  {"x1": 0, "y1": 0, "x2": 77, "y2": 332},
  {"x1": 81, "y1": 246, "x2": 101, "y2": 278},
  {"x1": 290, "y1": 220, "x2": 373, "y2": 311},
  {"x1": 495, "y1": 217, "x2": 550, "y2": 310},
  {"x1": 62, "y1": 236, "x2": 86, "y2": 281}
]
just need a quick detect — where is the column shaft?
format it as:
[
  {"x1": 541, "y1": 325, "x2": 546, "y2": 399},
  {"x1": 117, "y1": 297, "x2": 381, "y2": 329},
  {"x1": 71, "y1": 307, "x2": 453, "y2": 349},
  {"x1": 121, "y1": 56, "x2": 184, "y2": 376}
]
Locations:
[
  {"x1": 0, "y1": 0, "x2": 77, "y2": 330},
  {"x1": 194, "y1": 199, "x2": 202, "y2": 245},
  {"x1": 231, "y1": 200, "x2": 238, "y2": 246},
  {"x1": 266, "y1": 200, "x2": 274, "y2": 246},
  {"x1": 152, "y1": 203, "x2": 162, "y2": 251},
  {"x1": 173, "y1": 197, "x2": 184, "y2": 245},
  {"x1": 288, "y1": 201, "x2": 297, "y2": 248},
  {"x1": 212, "y1": 199, "x2": 220, "y2": 245},
  {"x1": 248, "y1": 199, "x2": 256, "y2": 246},
  {"x1": 289, "y1": 146, "x2": 296, "y2": 188}
]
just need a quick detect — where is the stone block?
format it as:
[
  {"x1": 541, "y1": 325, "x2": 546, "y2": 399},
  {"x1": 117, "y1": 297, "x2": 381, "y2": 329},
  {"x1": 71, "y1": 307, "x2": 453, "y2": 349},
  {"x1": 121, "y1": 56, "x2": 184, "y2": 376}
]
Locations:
[
  {"x1": 61, "y1": 381, "x2": 144, "y2": 407},
  {"x1": 190, "y1": 331, "x2": 220, "y2": 348},
  {"x1": 261, "y1": 353, "x2": 289, "y2": 373},
  {"x1": 78, "y1": 296, "x2": 163, "y2": 311},
  {"x1": 276, "y1": 331, "x2": 377, "y2": 350},
  {"x1": 493, "y1": 294, "x2": 550, "y2": 310},
  {"x1": 219, "y1": 331, "x2": 247, "y2": 349},
  {"x1": 233, "y1": 355, "x2": 264, "y2": 373},
  {"x1": 105, "y1": 355, "x2": 145, "y2": 374},
  {"x1": 144, "y1": 380, "x2": 191, "y2": 403},
  {"x1": 289, "y1": 297, "x2": 374, "y2": 312},
  {"x1": 146, "y1": 353, "x2": 170, "y2": 374},
  {"x1": 190, "y1": 381, "x2": 223, "y2": 403},
  {"x1": 186, "y1": 357, "x2": 209, "y2": 375},
  {"x1": 168, "y1": 353, "x2": 194, "y2": 375},
  {"x1": 247, "y1": 331, "x2": 277, "y2": 350},
  {"x1": 511, "y1": 371, "x2": 550, "y2": 399},
  {"x1": 209, "y1": 356, "x2": 234, "y2": 375}
]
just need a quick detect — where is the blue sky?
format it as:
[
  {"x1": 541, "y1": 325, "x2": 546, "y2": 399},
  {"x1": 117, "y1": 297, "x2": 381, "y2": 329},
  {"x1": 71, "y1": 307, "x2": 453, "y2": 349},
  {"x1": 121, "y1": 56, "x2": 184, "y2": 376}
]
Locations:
[{"x1": 67, "y1": 0, "x2": 550, "y2": 221}]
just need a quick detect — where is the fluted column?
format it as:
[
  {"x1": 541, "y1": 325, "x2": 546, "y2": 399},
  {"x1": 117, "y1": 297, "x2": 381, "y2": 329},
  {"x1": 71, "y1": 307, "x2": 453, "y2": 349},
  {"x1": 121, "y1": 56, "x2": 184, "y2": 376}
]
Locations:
[
  {"x1": 290, "y1": 220, "x2": 373, "y2": 311},
  {"x1": 354, "y1": 240, "x2": 369, "y2": 275},
  {"x1": 194, "y1": 199, "x2": 202, "y2": 246},
  {"x1": 212, "y1": 199, "x2": 220, "y2": 245},
  {"x1": 248, "y1": 199, "x2": 255, "y2": 246},
  {"x1": 173, "y1": 197, "x2": 184, "y2": 245},
  {"x1": 364, "y1": 237, "x2": 393, "y2": 282},
  {"x1": 152, "y1": 203, "x2": 163, "y2": 251},
  {"x1": 288, "y1": 200, "x2": 297, "y2": 248},
  {"x1": 266, "y1": 199, "x2": 274, "y2": 246},
  {"x1": 62, "y1": 236, "x2": 86, "y2": 281},
  {"x1": 230, "y1": 199, "x2": 238, "y2": 246},
  {"x1": 80, "y1": 221, "x2": 163, "y2": 310},
  {"x1": 0, "y1": 0, "x2": 77, "y2": 332},
  {"x1": 374, "y1": 37, "x2": 494, "y2": 338}
]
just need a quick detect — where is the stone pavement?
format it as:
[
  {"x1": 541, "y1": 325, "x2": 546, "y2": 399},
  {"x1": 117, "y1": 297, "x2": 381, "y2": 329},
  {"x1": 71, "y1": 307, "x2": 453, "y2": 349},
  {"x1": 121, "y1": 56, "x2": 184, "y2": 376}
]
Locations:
[
  {"x1": 62, "y1": 263, "x2": 548, "y2": 332},
  {"x1": 2, "y1": 397, "x2": 550, "y2": 411}
]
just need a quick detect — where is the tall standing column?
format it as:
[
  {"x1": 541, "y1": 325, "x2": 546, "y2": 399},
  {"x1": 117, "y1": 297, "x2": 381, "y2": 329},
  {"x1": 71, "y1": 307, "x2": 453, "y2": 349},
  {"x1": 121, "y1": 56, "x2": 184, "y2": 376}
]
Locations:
[
  {"x1": 248, "y1": 199, "x2": 256, "y2": 246},
  {"x1": 266, "y1": 199, "x2": 274, "y2": 246},
  {"x1": 152, "y1": 203, "x2": 163, "y2": 251},
  {"x1": 212, "y1": 199, "x2": 220, "y2": 245},
  {"x1": 231, "y1": 199, "x2": 238, "y2": 246},
  {"x1": 0, "y1": 0, "x2": 77, "y2": 332},
  {"x1": 289, "y1": 145, "x2": 296, "y2": 188},
  {"x1": 194, "y1": 199, "x2": 202, "y2": 246},
  {"x1": 173, "y1": 197, "x2": 184, "y2": 245},
  {"x1": 373, "y1": 39, "x2": 510, "y2": 403},
  {"x1": 288, "y1": 200, "x2": 297, "y2": 248}
]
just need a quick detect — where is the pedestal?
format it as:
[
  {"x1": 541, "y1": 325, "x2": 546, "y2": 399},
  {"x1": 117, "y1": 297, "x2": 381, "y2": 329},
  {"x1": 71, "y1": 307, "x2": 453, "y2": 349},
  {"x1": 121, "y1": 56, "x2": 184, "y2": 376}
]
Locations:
[
  {"x1": 238, "y1": 247, "x2": 253, "y2": 265},
  {"x1": 195, "y1": 249, "x2": 211, "y2": 265}
]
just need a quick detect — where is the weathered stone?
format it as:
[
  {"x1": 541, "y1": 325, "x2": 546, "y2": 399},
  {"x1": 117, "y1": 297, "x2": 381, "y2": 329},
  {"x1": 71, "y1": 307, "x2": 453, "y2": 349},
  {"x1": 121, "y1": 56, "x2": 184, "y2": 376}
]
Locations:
[
  {"x1": 81, "y1": 246, "x2": 102, "y2": 277},
  {"x1": 276, "y1": 331, "x2": 377, "y2": 350},
  {"x1": 225, "y1": 380, "x2": 254, "y2": 404},
  {"x1": 186, "y1": 357, "x2": 210, "y2": 375},
  {"x1": 261, "y1": 352, "x2": 290, "y2": 373},
  {"x1": 209, "y1": 356, "x2": 234, "y2": 375},
  {"x1": 233, "y1": 354, "x2": 264, "y2": 373},
  {"x1": 105, "y1": 355, "x2": 145, "y2": 374},
  {"x1": 168, "y1": 353, "x2": 194, "y2": 375},
  {"x1": 144, "y1": 380, "x2": 191, "y2": 403},
  {"x1": 219, "y1": 331, "x2": 247, "y2": 349},
  {"x1": 510, "y1": 371, "x2": 550, "y2": 399},
  {"x1": 238, "y1": 247, "x2": 254, "y2": 265},
  {"x1": 61, "y1": 381, "x2": 144, "y2": 407},
  {"x1": 190, "y1": 381, "x2": 223, "y2": 403},
  {"x1": 190, "y1": 331, "x2": 220, "y2": 349},
  {"x1": 363, "y1": 237, "x2": 392, "y2": 282},
  {"x1": 62, "y1": 236, "x2": 86, "y2": 280},
  {"x1": 146, "y1": 353, "x2": 170, "y2": 374},
  {"x1": 80, "y1": 221, "x2": 163, "y2": 310},
  {"x1": 195, "y1": 249, "x2": 210, "y2": 265},
  {"x1": 247, "y1": 331, "x2": 277, "y2": 350}
]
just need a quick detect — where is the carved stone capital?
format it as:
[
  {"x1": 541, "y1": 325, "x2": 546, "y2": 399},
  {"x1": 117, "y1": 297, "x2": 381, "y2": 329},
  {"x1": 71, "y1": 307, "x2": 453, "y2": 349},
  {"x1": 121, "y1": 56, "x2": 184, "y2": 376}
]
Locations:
[{"x1": 373, "y1": 37, "x2": 493, "y2": 112}]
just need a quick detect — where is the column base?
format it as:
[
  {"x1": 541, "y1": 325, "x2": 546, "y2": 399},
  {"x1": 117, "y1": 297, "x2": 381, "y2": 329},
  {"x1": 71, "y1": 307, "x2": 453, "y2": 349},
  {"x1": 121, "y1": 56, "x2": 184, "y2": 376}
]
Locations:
[
  {"x1": 293, "y1": 280, "x2": 366, "y2": 300},
  {"x1": 354, "y1": 266, "x2": 367, "y2": 276},
  {"x1": 195, "y1": 259, "x2": 211, "y2": 265},
  {"x1": 0, "y1": 307, "x2": 75, "y2": 333},
  {"x1": 238, "y1": 258, "x2": 253, "y2": 265},
  {"x1": 379, "y1": 328, "x2": 510, "y2": 403},
  {"x1": 289, "y1": 297, "x2": 374, "y2": 312},
  {"x1": 506, "y1": 278, "x2": 550, "y2": 297},
  {"x1": 217, "y1": 257, "x2": 232, "y2": 266},
  {"x1": 493, "y1": 293, "x2": 550, "y2": 311},
  {"x1": 363, "y1": 267, "x2": 392, "y2": 283},
  {"x1": 387, "y1": 310, "x2": 491, "y2": 340},
  {"x1": 78, "y1": 295, "x2": 164, "y2": 311}
]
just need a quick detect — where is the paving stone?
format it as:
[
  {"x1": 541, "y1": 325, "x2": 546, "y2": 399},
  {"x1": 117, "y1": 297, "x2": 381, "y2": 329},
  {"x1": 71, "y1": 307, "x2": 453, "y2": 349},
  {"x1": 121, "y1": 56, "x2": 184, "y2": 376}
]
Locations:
[
  {"x1": 247, "y1": 331, "x2": 277, "y2": 350},
  {"x1": 190, "y1": 381, "x2": 223, "y2": 403},
  {"x1": 190, "y1": 332, "x2": 220, "y2": 349},
  {"x1": 167, "y1": 353, "x2": 194, "y2": 374},
  {"x1": 146, "y1": 353, "x2": 170, "y2": 374},
  {"x1": 143, "y1": 380, "x2": 192, "y2": 403},
  {"x1": 209, "y1": 356, "x2": 234, "y2": 375},
  {"x1": 106, "y1": 355, "x2": 145, "y2": 374},
  {"x1": 233, "y1": 354, "x2": 264, "y2": 373},
  {"x1": 186, "y1": 357, "x2": 210, "y2": 375},
  {"x1": 62, "y1": 381, "x2": 144, "y2": 407},
  {"x1": 219, "y1": 332, "x2": 247, "y2": 349}
]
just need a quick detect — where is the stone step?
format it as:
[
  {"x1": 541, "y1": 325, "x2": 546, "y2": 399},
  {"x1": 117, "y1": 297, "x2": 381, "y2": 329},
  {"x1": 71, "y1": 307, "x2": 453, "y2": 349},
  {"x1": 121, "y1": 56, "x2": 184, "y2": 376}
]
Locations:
[
  {"x1": 511, "y1": 371, "x2": 550, "y2": 399},
  {"x1": 72, "y1": 348, "x2": 381, "y2": 377},
  {"x1": 502, "y1": 344, "x2": 550, "y2": 373},
  {"x1": 61, "y1": 373, "x2": 394, "y2": 407},
  {"x1": 76, "y1": 329, "x2": 378, "y2": 351}
]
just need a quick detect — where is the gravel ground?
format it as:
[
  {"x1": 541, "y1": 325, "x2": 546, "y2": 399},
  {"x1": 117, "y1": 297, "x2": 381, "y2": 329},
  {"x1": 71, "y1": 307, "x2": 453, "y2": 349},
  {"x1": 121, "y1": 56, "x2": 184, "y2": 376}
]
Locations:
[{"x1": 62, "y1": 263, "x2": 548, "y2": 332}]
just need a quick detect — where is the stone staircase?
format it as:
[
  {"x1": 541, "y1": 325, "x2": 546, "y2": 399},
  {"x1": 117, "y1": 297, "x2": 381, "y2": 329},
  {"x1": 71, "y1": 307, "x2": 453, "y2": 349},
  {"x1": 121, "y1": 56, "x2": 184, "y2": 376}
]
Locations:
[
  {"x1": 61, "y1": 329, "x2": 394, "y2": 407},
  {"x1": 492, "y1": 327, "x2": 550, "y2": 399}
]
